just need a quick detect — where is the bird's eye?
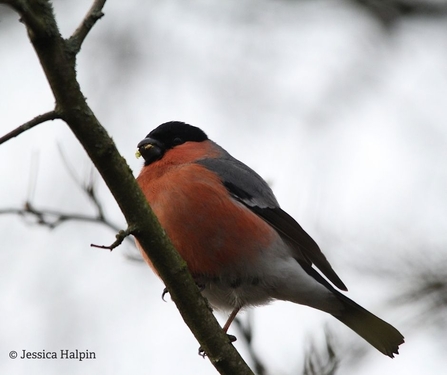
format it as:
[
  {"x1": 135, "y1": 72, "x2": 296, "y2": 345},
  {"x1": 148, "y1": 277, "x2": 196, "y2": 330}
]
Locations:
[{"x1": 173, "y1": 138, "x2": 183, "y2": 145}]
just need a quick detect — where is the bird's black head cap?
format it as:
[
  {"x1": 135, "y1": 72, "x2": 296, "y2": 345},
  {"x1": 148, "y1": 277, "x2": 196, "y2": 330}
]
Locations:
[
  {"x1": 137, "y1": 121, "x2": 208, "y2": 165},
  {"x1": 147, "y1": 121, "x2": 208, "y2": 148}
]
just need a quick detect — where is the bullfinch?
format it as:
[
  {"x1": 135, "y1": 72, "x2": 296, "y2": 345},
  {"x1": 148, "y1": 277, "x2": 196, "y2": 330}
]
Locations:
[{"x1": 135, "y1": 121, "x2": 404, "y2": 358}]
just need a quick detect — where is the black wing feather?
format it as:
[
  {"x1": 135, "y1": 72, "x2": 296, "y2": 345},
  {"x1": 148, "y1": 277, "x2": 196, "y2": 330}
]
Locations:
[
  {"x1": 249, "y1": 206, "x2": 347, "y2": 291},
  {"x1": 196, "y1": 149, "x2": 347, "y2": 291}
]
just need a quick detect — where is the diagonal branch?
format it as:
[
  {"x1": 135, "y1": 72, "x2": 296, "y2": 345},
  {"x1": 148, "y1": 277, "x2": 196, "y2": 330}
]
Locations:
[
  {"x1": 67, "y1": 0, "x2": 107, "y2": 55},
  {"x1": 0, "y1": 110, "x2": 60, "y2": 145},
  {"x1": 3, "y1": 1, "x2": 254, "y2": 374}
]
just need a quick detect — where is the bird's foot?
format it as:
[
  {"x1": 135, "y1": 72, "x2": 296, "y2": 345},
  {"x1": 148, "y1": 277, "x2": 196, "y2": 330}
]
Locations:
[
  {"x1": 198, "y1": 334, "x2": 237, "y2": 357},
  {"x1": 161, "y1": 287, "x2": 169, "y2": 301}
]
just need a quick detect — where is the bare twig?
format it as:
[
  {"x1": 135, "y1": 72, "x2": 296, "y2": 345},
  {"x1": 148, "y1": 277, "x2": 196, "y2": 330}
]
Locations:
[
  {"x1": 0, "y1": 154, "x2": 123, "y2": 234},
  {"x1": 57, "y1": 144, "x2": 107, "y2": 221},
  {"x1": 91, "y1": 226, "x2": 136, "y2": 250},
  {"x1": 67, "y1": 0, "x2": 107, "y2": 55},
  {"x1": 0, "y1": 201, "x2": 121, "y2": 231},
  {"x1": 0, "y1": 110, "x2": 60, "y2": 145}
]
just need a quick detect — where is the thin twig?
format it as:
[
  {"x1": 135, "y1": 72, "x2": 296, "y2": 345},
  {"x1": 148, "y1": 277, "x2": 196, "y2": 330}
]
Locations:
[
  {"x1": 0, "y1": 149, "x2": 138, "y2": 249},
  {"x1": 0, "y1": 110, "x2": 60, "y2": 145},
  {"x1": 56, "y1": 144, "x2": 106, "y2": 221},
  {"x1": 91, "y1": 226, "x2": 136, "y2": 251},
  {"x1": 67, "y1": 0, "x2": 107, "y2": 55},
  {"x1": 0, "y1": 201, "x2": 121, "y2": 231}
]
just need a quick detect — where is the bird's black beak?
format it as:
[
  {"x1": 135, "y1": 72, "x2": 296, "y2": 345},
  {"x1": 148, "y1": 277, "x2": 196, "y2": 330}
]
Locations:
[{"x1": 136, "y1": 137, "x2": 165, "y2": 165}]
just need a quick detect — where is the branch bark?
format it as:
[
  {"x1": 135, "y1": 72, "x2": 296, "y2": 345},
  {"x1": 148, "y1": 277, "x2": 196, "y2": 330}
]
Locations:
[
  {"x1": 67, "y1": 0, "x2": 106, "y2": 55},
  {"x1": 0, "y1": 110, "x2": 60, "y2": 145},
  {"x1": 1, "y1": 1, "x2": 254, "y2": 374}
]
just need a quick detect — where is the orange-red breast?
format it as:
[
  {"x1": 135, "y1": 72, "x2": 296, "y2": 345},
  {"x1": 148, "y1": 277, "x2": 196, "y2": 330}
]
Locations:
[{"x1": 135, "y1": 121, "x2": 404, "y2": 357}]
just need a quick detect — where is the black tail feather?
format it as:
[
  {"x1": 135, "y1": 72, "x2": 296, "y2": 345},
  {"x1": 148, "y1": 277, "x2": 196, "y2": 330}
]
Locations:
[
  {"x1": 332, "y1": 290, "x2": 404, "y2": 358},
  {"x1": 296, "y1": 260, "x2": 404, "y2": 357}
]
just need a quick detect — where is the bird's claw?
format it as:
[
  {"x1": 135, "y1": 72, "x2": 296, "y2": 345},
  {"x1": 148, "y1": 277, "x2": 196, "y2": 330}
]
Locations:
[
  {"x1": 197, "y1": 334, "x2": 237, "y2": 357},
  {"x1": 161, "y1": 287, "x2": 169, "y2": 301},
  {"x1": 198, "y1": 346, "x2": 207, "y2": 358},
  {"x1": 227, "y1": 334, "x2": 237, "y2": 343}
]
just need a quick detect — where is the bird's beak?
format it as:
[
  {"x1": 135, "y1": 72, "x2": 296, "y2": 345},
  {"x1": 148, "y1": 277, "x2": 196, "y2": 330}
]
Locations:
[
  {"x1": 135, "y1": 141, "x2": 154, "y2": 159},
  {"x1": 136, "y1": 137, "x2": 165, "y2": 165}
]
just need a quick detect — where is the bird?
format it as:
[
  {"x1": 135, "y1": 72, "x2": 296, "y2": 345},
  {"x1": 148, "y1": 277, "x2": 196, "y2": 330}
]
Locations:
[{"x1": 135, "y1": 121, "x2": 404, "y2": 358}]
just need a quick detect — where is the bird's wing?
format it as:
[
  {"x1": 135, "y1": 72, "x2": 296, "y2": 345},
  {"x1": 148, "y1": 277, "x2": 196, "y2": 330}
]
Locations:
[{"x1": 196, "y1": 148, "x2": 347, "y2": 291}]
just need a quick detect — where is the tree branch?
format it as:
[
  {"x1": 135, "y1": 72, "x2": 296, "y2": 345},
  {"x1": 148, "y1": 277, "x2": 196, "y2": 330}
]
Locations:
[
  {"x1": 3, "y1": 1, "x2": 254, "y2": 374},
  {"x1": 0, "y1": 156, "x2": 123, "y2": 234},
  {"x1": 91, "y1": 227, "x2": 135, "y2": 250},
  {"x1": 67, "y1": 0, "x2": 106, "y2": 55},
  {"x1": 0, "y1": 201, "x2": 121, "y2": 231},
  {"x1": 0, "y1": 110, "x2": 60, "y2": 145}
]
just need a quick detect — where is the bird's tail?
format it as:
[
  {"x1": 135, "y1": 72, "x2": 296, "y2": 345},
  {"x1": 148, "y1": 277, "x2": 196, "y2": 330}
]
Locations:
[{"x1": 331, "y1": 290, "x2": 404, "y2": 358}]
